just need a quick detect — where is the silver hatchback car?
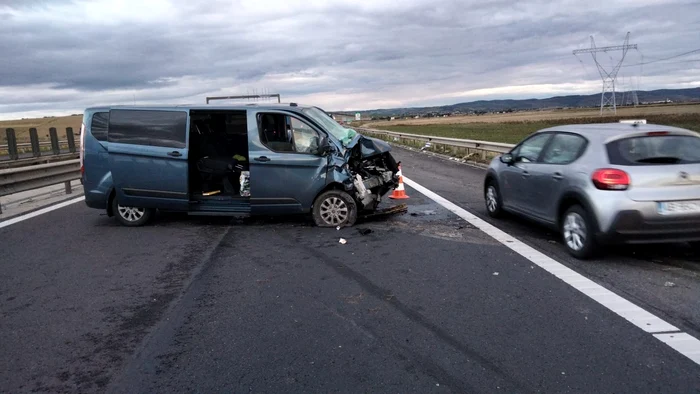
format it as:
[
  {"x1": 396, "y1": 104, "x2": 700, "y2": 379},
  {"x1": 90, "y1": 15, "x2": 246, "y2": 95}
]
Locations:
[{"x1": 483, "y1": 122, "x2": 700, "y2": 259}]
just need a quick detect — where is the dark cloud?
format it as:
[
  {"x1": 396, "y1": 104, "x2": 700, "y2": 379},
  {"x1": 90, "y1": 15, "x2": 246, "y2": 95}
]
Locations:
[{"x1": 0, "y1": 0, "x2": 699, "y2": 117}]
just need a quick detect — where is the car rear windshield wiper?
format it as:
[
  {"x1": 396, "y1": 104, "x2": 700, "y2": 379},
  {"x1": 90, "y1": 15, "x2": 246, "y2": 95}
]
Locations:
[{"x1": 635, "y1": 156, "x2": 683, "y2": 164}]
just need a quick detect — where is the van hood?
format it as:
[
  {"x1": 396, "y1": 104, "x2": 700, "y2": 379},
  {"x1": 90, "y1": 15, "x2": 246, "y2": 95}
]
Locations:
[{"x1": 344, "y1": 134, "x2": 392, "y2": 159}]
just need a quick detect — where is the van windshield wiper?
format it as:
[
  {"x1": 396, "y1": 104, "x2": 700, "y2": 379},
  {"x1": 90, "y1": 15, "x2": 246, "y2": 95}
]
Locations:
[{"x1": 635, "y1": 156, "x2": 683, "y2": 164}]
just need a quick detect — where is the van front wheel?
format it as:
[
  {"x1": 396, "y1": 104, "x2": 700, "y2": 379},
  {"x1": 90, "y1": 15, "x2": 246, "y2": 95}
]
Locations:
[
  {"x1": 312, "y1": 190, "x2": 357, "y2": 228},
  {"x1": 112, "y1": 198, "x2": 154, "y2": 227}
]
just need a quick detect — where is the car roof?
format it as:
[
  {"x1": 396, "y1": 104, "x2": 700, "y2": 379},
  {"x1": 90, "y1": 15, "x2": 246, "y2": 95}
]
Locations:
[{"x1": 535, "y1": 123, "x2": 700, "y2": 141}]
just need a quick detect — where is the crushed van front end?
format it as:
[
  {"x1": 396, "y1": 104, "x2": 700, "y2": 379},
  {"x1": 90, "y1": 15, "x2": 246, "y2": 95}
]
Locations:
[{"x1": 345, "y1": 135, "x2": 400, "y2": 211}]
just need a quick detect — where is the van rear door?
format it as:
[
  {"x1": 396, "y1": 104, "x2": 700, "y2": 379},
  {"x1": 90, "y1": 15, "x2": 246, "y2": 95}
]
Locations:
[{"x1": 108, "y1": 109, "x2": 190, "y2": 211}]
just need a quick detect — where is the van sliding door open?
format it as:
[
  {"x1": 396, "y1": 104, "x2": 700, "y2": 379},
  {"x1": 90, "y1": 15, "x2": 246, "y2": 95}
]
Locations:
[{"x1": 108, "y1": 109, "x2": 190, "y2": 211}]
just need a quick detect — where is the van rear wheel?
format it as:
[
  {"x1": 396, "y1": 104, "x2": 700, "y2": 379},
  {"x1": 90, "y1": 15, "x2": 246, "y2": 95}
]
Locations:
[
  {"x1": 112, "y1": 198, "x2": 154, "y2": 227},
  {"x1": 312, "y1": 190, "x2": 357, "y2": 228}
]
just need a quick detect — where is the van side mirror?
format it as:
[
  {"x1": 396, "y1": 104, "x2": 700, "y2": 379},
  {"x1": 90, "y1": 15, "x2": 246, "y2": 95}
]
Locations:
[
  {"x1": 500, "y1": 153, "x2": 514, "y2": 165},
  {"x1": 319, "y1": 135, "x2": 336, "y2": 156}
]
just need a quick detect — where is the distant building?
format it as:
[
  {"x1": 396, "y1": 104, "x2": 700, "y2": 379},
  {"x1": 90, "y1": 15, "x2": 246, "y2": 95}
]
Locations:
[{"x1": 331, "y1": 112, "x2": 356, "y2": 124}]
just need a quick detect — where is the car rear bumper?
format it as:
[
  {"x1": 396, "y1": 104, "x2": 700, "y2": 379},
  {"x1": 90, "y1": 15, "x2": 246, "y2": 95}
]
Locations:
[{"x1": 597, "y1": 210, "x2": 700, "y2": 244}]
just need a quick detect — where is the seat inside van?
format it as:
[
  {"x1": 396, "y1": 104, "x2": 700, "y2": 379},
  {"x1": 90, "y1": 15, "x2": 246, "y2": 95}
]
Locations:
[{"x1": 189, "y1": 110, "x2": 249, "y2": 198}]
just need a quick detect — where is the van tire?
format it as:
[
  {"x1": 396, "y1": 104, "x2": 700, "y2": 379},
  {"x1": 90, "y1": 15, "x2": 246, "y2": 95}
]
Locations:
[
  {"x1": 312, "y1": 190, "x2": 357, "y2": 228},
  {"x1": 112, "y1": 198, "x2": 154, "y2": 227}
]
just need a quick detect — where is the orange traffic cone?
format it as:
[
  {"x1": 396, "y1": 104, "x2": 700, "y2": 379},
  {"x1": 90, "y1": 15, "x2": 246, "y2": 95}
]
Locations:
[{"x1": 389, "y1": 164, "x2": 410, "y2": 199}]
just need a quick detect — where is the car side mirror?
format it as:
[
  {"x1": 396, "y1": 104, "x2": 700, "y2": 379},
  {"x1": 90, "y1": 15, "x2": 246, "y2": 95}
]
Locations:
[{"x1": 500, "y1": 153, "x2": 514, "y2": 165}]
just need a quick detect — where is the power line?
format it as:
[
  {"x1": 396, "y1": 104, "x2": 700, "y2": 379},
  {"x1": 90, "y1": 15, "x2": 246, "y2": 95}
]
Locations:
[
  {"x1": 622, "y1": 48, "x2": 700, "y2": 67},
  {"x1": 572, "y1": 32, "x2": 637, "y2": 114}
]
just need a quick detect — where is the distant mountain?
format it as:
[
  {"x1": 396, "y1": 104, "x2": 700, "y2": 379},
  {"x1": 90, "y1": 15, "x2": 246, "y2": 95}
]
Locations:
[{"x1": 347, "y1": 87, "x2": 700, "y2": 119}]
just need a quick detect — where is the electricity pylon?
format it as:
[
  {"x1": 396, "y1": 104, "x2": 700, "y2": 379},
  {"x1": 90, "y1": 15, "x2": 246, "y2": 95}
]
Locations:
[{"x1": 573, "y1": 32, "x2": 638, "y2": 114}]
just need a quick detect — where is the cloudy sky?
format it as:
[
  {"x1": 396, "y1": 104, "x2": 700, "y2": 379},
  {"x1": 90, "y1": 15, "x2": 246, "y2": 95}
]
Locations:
[{"x1": 0, "y1": 0, "x2": 699, "y2": 119}]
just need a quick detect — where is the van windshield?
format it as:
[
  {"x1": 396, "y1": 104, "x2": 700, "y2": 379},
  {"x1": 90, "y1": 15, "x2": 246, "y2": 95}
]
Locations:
[
  {"x1": 606, "y1": 134, "x2": 700, "y2": 165},
  {"x1": 302, "y1": 107, "x2": 357, "y2": 146}
]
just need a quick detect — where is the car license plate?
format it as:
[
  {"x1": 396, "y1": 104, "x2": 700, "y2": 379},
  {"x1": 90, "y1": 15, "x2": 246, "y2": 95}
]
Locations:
[{"x1": 657, "y1": 200, "x2": 700, "y2": 215}]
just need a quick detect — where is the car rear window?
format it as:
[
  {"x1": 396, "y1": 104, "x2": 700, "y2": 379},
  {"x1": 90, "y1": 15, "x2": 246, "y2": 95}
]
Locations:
[{"x1": 606, "y1": 135, "x2": 700, "y2": 165}]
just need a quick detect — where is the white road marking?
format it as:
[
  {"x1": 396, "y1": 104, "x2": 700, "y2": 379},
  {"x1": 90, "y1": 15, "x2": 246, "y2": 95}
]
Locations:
[
  {"x1": 403, "y1": 176, "x2": 700, "y2": 367},
  {"x1": 654, "y1": 333, "x2": 700, "y2": 365},
  {"x1": 0, "y1": 196, "x2": 85, "y2": 229}
]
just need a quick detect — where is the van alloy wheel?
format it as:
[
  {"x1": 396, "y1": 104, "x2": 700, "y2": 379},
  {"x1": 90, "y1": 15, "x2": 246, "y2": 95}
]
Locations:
[
  {"x1": 118, "y1": 205, "x2": 145, "y2": 222},
  {"x1": 320, "y1": 197, "x2": 349, "y2": 226},
  {"x1": 112, "y1": 198, "x2": 154, "y2": 227},
  {"x1": 312, "y1": 190, "x2": 358, "y2": 227}
]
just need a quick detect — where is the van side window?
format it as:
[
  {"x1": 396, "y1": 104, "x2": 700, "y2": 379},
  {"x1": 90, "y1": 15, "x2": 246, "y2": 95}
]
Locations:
[
  {"x1": 258, "y1": 113, "x2": 321, "y2": 155},
  {"x1": 290, "y1": 117, "x2": 321, "y2": 154},
  {"x1": 91, "y1": 112, "x2": 109, "y2": 141},
  {"x1": 108, "y1": 110, "x2": 187, "y2": 149}
]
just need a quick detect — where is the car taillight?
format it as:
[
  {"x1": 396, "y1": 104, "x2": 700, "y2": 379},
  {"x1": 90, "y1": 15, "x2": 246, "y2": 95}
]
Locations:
[{"x1": 592, "y1": 168, "x2": 630, "y2": 190}]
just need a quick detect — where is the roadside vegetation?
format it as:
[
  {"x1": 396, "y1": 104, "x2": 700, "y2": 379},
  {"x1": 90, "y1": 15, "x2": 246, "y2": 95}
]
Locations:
[{"x1": 369, "y1": 112, "x2": 700, "y2": 144}]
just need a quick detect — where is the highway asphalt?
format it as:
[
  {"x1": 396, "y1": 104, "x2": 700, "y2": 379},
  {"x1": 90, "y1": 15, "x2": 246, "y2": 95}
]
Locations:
[{"x1": 1, "y1": 145, "x2": 698, "y2": 393}]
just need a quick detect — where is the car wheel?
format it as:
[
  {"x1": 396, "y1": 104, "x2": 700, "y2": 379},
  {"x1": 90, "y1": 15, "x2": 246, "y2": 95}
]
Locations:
[
  {"x1": 561, "y1": 205, "x2": 597, "y2": 259},
  {"x1": 312, "y1": 190, "x2": 357, "y2": 228},
  {"x1": 484, "y1": 180, "x2": 503, "y2": 218},
  {"x1": 112, "y1": 198, "x2": 154, "y2": 227}
]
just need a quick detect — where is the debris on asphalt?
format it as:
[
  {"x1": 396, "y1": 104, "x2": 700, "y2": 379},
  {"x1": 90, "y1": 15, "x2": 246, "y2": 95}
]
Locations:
[
  {"x1": 339, "y1": 238, "x2": 347, "y2": 245},
  {"x1": 493, "y1": 272, "x2": 499, "y2": 276},
  {"x1": 410, "y1": 209, "x2": 437, "y2": 217},
  {"x1": 336, "y1": 226, "x2": 341, "y2": 230},
  {"x1": 357, "y1": 228, "x2": 373, "y2": 236},
  {"x1": 359, "y1": 203, "x2": 408, "y2": 219},
  {"x1": 664, "y1": 281, "x2": 676, "y2": 287}
]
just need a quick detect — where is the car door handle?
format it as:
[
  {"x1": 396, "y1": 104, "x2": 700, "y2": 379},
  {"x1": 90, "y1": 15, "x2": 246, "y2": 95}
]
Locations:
[
  {"x1": 522, "y1": 171, "x2": 530, "y2": 177},
  {"x1": 553, "y1": 172, "x2": 564, "y2": 180},
  {"x1": 254, "y1": 156, "x2": 271, "y2": 162},
  {"x1": 167, "y1": 151, "x2": 182, "y2": 157}
]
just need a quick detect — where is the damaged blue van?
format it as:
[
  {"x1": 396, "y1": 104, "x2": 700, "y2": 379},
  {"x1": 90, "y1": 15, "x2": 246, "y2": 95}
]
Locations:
[{"x1": 80, "y1": 103, "x2": 400, "y2": 227}]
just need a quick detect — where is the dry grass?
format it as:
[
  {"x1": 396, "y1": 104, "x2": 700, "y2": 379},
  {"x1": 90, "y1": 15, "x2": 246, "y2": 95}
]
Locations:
[
  {"x1": 0, "y1": 115, "x2": 82, "y2": 143},
  {"x1": 365, "y1": 103, "x2": 700, "y2": 127},
  {"x1": 364, "y1": 104, "x2": 700, "y2": 144}
]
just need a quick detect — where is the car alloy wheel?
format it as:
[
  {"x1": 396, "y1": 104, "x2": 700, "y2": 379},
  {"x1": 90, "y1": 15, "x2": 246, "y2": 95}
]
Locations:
[
  {"x1": 484, "y1": 180, "x2": 503, "y2": 218},
  {"x1": 486, "y1": 185, "x2": 498, "y2": 213},
  {"x1": 563, "y1": 211, "x2": 587, "y2": 252}
]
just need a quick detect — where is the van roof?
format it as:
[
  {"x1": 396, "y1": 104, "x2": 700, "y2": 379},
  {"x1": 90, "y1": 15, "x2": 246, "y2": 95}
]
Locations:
[{"x1": 84, "y1": 103, "x2": 318, "y2": 112}]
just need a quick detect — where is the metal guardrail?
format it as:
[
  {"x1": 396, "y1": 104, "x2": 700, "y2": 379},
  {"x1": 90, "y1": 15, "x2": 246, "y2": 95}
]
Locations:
[
  {"x1": 0, "y1": 140, "x2": 70, "y2": 149},
  {"x1": 0, "y1": 159, "x2": 81, "y2": 214},
  {"x1": 1, "y1": 127, "x2": 77, "y2": 163},
  {"x1": 356, "y1": 127, "x2": 514, "y2": 161}
]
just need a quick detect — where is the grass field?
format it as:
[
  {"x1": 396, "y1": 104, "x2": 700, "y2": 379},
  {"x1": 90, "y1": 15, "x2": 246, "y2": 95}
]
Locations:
[
  {"x1": 365, "y1": 104, "x2": 700, "y2": 144},
  {"x1": 0, "y1": 115, "x2": 82, "y2": 144}
]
